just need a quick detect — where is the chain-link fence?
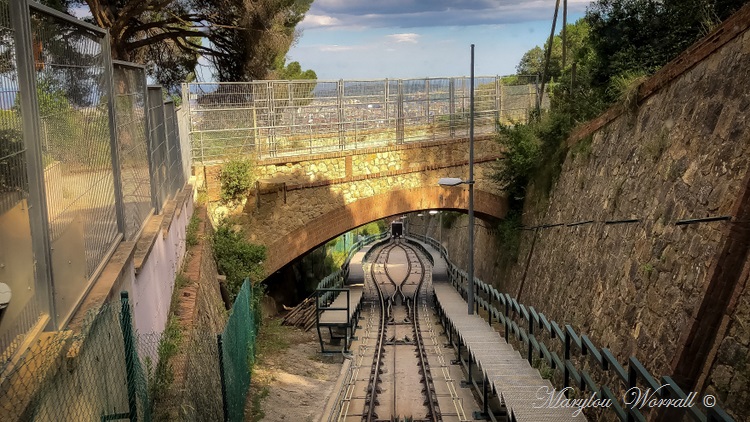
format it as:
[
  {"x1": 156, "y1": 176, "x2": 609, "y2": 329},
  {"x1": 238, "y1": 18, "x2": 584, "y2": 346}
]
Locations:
[
  {"x1": 1, "y1": 0, "x2": 189, "y2": 372},
  {"x1": 1, "y1": 280, "x2": 261, "y2": 422},
  {"x1": 186, "y1": 75, "x2": 546, "y2": 162},
  {"x1": 218, "y1": 279, "x2": 258, "y2": 422},
  {"x1": 0, "y1": 293, "x2": 151, "y2": 422}
]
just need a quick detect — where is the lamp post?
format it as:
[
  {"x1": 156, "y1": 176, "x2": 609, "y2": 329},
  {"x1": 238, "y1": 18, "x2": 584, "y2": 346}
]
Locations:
[{"x1": 437, "y1": 44, "x2": 475, "y2": 315}]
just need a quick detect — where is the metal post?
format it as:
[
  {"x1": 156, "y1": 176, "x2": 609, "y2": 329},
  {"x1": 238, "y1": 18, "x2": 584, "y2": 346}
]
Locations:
[
  {"x1": 494, "y1": 76, "x2": 501, "y2": 124},
  {"x1": 268, "y1": 82, "x2": 276, "y2": 157},
  {"x1": 147, "y1": 86, "x2": 166, "y2": 212},
  {"x1": 101, "y1": 33, "x2": 127, "y2": 236},
  {"x1": 10, "y1": 0, "x2": 56, "y2": 328},
  {"x1": 337, "y1": 79, "x2": 345, "y2": 149},
  {"x1": 143, "y1": 76, "x2": 158, "y2": 211},
  {"x1": 397, "y1": 79, "x2": 404, "y2": 144},
  {"x1": 425, "y1": 79, "x2": 431, "y2": 137},
  {"x1": 562, "y1": 0, "x2": 568, "y2": 68},
  {"x1": 384, "y1": 78, "x2": 389, "y2": 132},
  {"x1": 468, "y1": 44, "x2": 475, "y2": 316},
  {"x1": 119, "y1": 292, "x2": 139, "y2": 421},
  {"x1": 449, "y1": 78, "x2": 455, "y2": 137},
  {"x1": 217, "y1": 334, "x2": 229, "y2": 422}
]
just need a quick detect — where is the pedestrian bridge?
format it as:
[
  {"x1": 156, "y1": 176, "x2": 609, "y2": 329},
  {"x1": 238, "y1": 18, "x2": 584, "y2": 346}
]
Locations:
[{"x1": 186, "y1": 77, "x2": 543, "y2": 273}]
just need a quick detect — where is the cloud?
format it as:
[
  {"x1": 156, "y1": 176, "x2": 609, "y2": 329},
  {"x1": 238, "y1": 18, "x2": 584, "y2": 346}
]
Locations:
[
  {"x1": 318, "y1": 45, "x2": 356, "y2": 52},
  {"x1": 302, "y1": 14, "x2": 343, "y2": 28},
  {"x1": 387, "y1": 33, "x2": 420, "y2": 43},
  {"x1": 301, "y1": 0, "x2": 591, "y2": 29}
]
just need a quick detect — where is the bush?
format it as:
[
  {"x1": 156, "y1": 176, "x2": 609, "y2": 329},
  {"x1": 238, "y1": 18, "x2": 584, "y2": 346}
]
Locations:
[
  {"x1": 218, "y1": 159, "x2": 254, "y2": 203},
  {"x1": 0, "y1": 128, "x2": 25, "y2": 194},
  {"x1": 212, "y1": 220, "x2": 266, "y2": 300},
  {"x1": 185, "y1": 212, "x2": 200, "y2": 248},
  {"x1": 494, "y1": 123, "x2": 542, "y2": 209}
]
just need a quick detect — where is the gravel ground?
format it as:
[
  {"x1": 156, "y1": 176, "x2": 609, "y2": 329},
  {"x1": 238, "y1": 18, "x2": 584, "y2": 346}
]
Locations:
[{"x1": 245, "y1": 319, "x2": 343, "y2": 422}]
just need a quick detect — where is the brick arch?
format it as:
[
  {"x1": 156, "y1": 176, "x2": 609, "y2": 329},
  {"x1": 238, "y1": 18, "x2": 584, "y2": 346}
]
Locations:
[{"x1": 264, "y1": 186, "x2": 506, "y2": 275}]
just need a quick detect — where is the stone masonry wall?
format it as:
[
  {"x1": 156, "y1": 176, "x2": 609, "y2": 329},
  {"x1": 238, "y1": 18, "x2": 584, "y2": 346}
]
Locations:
[
  {"x1": 197, "y1": 136, "x2": 507, "y2": 274},
  {"x1": 411, "y1": 7, "x2": 750, "y2": 420},
  {"x1": 199, "y1": 136, "x2": 500, "y2": 199}
]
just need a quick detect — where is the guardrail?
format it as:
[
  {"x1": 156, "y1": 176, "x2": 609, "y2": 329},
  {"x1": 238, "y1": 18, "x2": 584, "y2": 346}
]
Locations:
[{"x1": 406, "y1": 233, "x2": 734, "y2": 422}]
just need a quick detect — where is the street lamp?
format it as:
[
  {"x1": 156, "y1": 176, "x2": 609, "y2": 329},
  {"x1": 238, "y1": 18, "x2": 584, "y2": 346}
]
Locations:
[{"x1": 438, "y1": 44, "x2": 475, "y2": 315}]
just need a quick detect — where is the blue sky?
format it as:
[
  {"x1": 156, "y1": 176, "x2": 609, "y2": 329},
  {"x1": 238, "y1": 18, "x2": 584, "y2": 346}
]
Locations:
[{"x1": 285, "y1": 0, "x2": 591, "y2": 80}]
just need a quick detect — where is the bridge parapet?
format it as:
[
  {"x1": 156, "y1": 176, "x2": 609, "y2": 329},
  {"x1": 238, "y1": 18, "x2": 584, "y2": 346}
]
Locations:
[
  {"x1": 198, "y1": 135, "x2": 506, "y2": 275},
  {"x1": 185, "y1": 76, "x2": 544, "y2": 163}
]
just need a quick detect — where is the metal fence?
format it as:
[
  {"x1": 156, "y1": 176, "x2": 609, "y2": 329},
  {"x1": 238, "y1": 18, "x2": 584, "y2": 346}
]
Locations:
[
  {"x1": 1, "y1": 0, "x2": 189, "y2": 369},
  {"x1": 407, "y1": 232, "x2": 734, "y2": 422},
  {"x1": 0, "y1": 293, "x2": 152, "y2": 422},
  {"x1": 218, "y1": 279, "x2": 259, "y2": 422},
  {"x1": 185, "y1": 76, "x2": 545, "y2": 163}
]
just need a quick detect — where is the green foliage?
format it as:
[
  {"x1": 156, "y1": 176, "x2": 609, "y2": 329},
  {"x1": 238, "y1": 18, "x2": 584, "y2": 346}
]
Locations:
[
  {"x1": 0, "y1": 127, "x2": 24, "y2": 194},
  {"x1": 186, "y1": 212, "x2": 200, "y2": 248},
  {"x1": 494, "y1": 123, "x2": 542, "y2": 209},
  {"x1": 607, "y1": 70, "x2": 650, "y2": 113},
  {"x1": 585, "y1": 0, "x2": 748, "y2": 102},
  {"x1": 274, "y1": 59, "x2": 317, "y2": 80},
  {"x1": 641, "y1": 263, "x2": 654, "y2": 275},
  {"x1": 218, "y1": 159, "x2": 254, "y2": 203},
  {"x1": 516, "y1": 20, "x2": 591, "y2": 83},
  {"x1": 147, "y1": 314, "x2": 182, "y2": 411},
  {"x1": 571, "y1": 135, "x2": 593, "y2": 162},
  {"x1": 212, "y1": 221, "x2": 266, "y2": 300},
  {"x1": 357, "y1": 220, "x2": 386, "y2": 237}
]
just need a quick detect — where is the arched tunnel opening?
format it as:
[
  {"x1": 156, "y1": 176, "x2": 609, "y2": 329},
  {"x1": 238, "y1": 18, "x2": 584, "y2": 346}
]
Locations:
[{"x1": 261, "y1": 208, "x2": 500, "y2": 314}]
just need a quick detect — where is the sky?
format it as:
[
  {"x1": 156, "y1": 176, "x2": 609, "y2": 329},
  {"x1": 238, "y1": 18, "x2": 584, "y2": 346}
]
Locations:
[{"x1": 285, "y1": 0, "x2": 592, "y2": 80}]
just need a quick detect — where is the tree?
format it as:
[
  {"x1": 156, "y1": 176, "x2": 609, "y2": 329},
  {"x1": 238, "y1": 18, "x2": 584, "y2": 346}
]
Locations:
[
  {"x1": 516, "y1": 46, "x2": 545, "y2": 76},
  {"x1": 515, "y1": 20, "x2": 591, "y2": 83},
  {"x1": 77, "y1": 0, "x2": 313, "y2": 90},
  {"x1": 585, "y1": 0, "x2": 750, "y2": 97}
]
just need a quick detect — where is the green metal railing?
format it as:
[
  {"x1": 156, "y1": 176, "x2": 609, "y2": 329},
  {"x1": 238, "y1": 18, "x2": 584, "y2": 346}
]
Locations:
[
  {"x1": 316, "y1": 231, "x2": 389, "y2": 305},
  {"x1": 407, "y1": 233, "x2": 734, "y2": 422}
]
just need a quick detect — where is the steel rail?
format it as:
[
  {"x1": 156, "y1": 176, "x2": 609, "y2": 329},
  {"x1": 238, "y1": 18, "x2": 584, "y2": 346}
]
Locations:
[
  {"x1": 364, "y1": 242, "x2": 395, "y2": 422},
  {"x1": 406, "y1": 244, "x2": 441, "y2": 422}
]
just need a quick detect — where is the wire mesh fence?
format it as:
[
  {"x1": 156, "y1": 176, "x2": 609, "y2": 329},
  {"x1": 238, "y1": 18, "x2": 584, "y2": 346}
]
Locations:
[
  {"x1": 0, "y1": 294, "x2": 150, "y2": 422},
  {"x1": 113, "y1": 62, "x2": 153, "y2": 241},
  {"x1": 186, "y1": 75, "x2": 546, "y2": 163},
  {"x1": 218, "y1": 279, "x2": 258, "y2": 422},
  {"x1": 0, "y1": 0, "x2": 45, "y2": 370},
  {"x1": 2, "y1": 0, "x2": 190, "y2": 371},
  {"x1": 1, "y1": 280, "x2": 262, "y2": 422}
]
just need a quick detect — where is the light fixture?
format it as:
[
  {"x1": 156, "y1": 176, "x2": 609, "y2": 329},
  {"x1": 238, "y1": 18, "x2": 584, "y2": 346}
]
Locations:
[{"x1": 438, "y1": 177, "x2": 465, "y2": 187}]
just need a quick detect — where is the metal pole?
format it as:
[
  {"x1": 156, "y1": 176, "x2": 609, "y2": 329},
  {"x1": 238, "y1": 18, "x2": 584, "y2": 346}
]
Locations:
[
  {"x1": 468, "y1": 44, "x2": 475, "y2": 316},
  {"x1": 217, "y1": 333, "x2": 229, "y2": 422},
  {"x1": 10, "y1": 0, "x2": 57, "y2": 329},
  {"x1": 119, "y1": 292, "x2": 139, "y2": 421},
  {"x1": 102, "y1": 33, "x2": 127, "y2": 237}
]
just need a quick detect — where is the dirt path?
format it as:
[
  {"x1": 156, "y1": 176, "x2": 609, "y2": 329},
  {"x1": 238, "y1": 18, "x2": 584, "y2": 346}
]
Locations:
[{"x1": 245, "y1": 319, "x2": 343, "y2": 422}]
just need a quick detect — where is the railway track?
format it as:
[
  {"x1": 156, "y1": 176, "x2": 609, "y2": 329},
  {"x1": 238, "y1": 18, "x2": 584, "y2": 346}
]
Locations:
[
  {"x1": 327, "y1": 237, "x2": 475, "y2": 422},
  {"x1": 363, "y1": 239, "x2": 440, "y2": 422}
]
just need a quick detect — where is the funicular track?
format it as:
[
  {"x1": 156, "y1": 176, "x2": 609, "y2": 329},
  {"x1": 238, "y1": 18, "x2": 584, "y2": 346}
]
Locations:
[{"x1": 363, "y1": 239, "x2": 440, "y2": 422}]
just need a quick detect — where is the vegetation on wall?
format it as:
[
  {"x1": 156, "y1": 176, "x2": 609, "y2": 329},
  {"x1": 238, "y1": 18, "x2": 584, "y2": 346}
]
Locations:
[
  {"x1": 212, "y1": 220, "x2": 266, "y2": 300},
  {"x1": 494, "y1": 0, "x2": 750, "y2": 219},
  {"x1": 218, "y1": 158, "x2": 254, "y2": 204}
]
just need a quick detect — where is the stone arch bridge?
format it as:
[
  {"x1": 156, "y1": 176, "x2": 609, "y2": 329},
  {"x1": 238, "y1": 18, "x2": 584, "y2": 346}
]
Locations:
[{"x1": 197, "y1": 136, "x2": 507, "y2": 274}]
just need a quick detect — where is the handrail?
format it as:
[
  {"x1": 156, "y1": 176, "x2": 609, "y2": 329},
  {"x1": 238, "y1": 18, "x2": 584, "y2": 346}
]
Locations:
[
  {"x1": 409, "y1": 232, "x2": 734, "y2": 422},
  {"x1": 317, "y1": 231, "x2": 389, "y2": 305}
]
